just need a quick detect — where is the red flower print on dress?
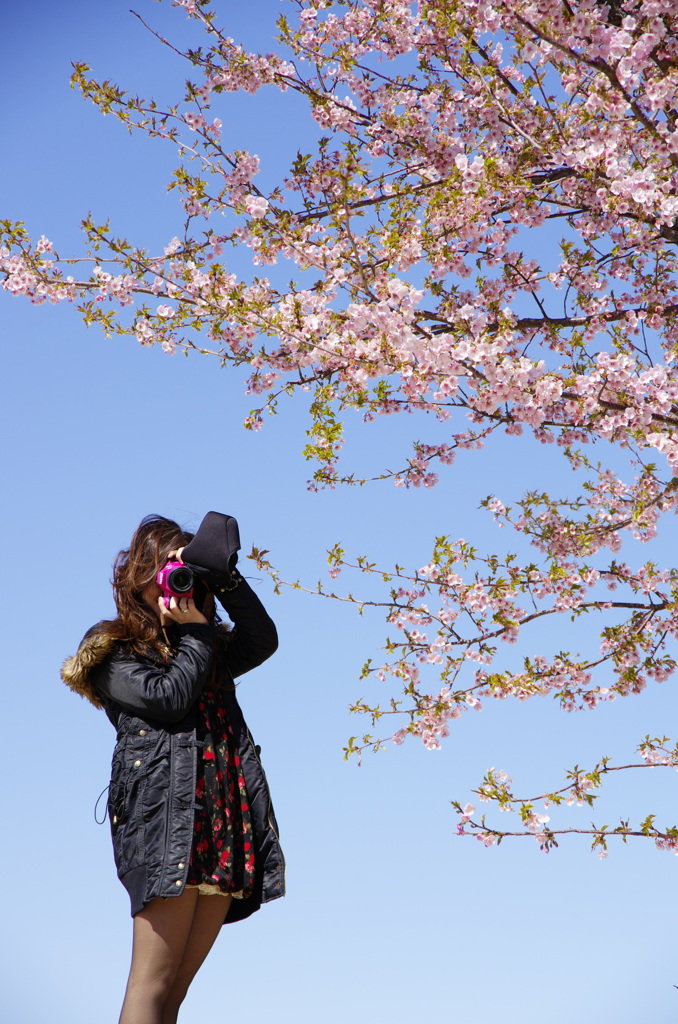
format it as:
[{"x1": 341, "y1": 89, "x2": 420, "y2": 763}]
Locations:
[{"x1": 185, "y1": 688, "x2": 255, "y2": 899}]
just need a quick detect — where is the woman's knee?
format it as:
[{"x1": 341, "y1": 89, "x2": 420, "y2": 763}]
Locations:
[
  {"x1": 125, "y1": 962, "x2": 178, "y2": 1005},
  {"x1": 165, "y1": 966, "x2": 195, "y2": 1007}
]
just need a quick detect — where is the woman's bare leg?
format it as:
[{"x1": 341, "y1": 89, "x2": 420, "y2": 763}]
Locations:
[
  {"x1": 161, "y1": 893, "x2": 232, "y2": 1024},
  {"x1": 118, "y1": 889, "x2": 199, "y2": 1024}
]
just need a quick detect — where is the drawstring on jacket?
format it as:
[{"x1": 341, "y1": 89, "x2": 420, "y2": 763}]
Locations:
[{"x1": 94, "y1": 784, "x2": 110, "y2": 825}]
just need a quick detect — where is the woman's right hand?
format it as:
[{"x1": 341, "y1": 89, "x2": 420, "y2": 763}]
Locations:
[{"x1": 158, "y1": 594, "x2": 208, "y2": 626}]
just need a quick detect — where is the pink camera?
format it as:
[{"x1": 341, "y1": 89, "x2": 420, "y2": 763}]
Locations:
[{"x1": 156, "y1": 560, "x2": 194, "y2": 609}]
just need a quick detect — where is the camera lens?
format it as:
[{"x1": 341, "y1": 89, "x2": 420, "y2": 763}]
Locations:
[{"x1": 167, "y1": 566, "x2": 194, "y2": 594}]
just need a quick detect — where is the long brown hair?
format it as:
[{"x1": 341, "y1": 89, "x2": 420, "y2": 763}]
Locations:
[{"x1": 98, "y1": 514, "x2": 218, "y2": 660}]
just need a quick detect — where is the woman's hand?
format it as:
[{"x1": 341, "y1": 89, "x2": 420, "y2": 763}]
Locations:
[
  {"x1": 158, "y1": 594, "x2": 208, "y2": 626},
  {"x1": 168, "y1": 547, "x2": 185, "y2": 563}
]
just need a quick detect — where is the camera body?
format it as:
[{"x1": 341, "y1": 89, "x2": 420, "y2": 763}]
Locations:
[{"x1": 156, "y1": 560, "x2": 194, "y2": 609}]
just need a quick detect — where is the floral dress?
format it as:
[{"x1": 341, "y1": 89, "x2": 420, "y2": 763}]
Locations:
[{"x1": 186, "y1": 687, "x2": 256, "y2": 899}]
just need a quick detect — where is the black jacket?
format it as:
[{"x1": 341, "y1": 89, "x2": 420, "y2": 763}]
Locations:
[{"x1": 61, "y1": 579, "x2": 285, "y2": 924}]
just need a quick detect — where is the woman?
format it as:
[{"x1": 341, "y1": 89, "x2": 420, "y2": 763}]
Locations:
[{"x1": 61, "y1": 514, "x2": 285, "y2": 1024}]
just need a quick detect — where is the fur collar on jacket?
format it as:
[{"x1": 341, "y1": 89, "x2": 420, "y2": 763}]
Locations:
[{"x1": 61, "y1": 627, "x2": 115, "y2": 709}]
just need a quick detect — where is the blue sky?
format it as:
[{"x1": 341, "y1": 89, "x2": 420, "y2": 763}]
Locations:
[{"x1": 3, "y1": 2, "x2": 678, "y2": 1022}]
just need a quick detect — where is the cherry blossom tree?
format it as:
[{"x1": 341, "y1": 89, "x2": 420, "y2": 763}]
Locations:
[{"x1": 3, "y1": 0, "x2": 678, "y2": 853}]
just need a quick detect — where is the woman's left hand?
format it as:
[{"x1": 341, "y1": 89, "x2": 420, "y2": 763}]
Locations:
[
  {"x1": 158, "y1": 594, "x2": 208, "y2": 626},
  {"x1": 168, "y1": 547, "x2": 185, "y2": 564}
]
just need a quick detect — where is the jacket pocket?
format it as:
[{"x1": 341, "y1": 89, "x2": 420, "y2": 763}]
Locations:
[
  {"x1": 110, "y1": 767, "x2": 146, "y2": 875},
  {"x1": 108, "y1": 744, "x2": 129, "y2": 829},
  {"x1": 108, "y1": 780, "x2": 127, "y2": 830}
]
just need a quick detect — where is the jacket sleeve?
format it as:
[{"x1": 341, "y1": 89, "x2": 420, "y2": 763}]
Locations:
[
  {"x1": 211, "y1": 576, "x2": 278, "y2": 678},
  {"x1": 91, "y1": 624, "x2": 215, "y2": 723}
]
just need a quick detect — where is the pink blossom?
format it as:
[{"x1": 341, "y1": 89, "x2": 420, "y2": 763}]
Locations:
[{"x1": 245, "y1": 195, "x2": 269, "y2": 219}]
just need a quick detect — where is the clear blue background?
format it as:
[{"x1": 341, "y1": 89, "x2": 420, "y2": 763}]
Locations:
[{"x1": 2, "y1": 2, "x2": 678, "y2": 1021}]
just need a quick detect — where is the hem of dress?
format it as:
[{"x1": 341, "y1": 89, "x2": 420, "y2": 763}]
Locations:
[{"x1": 185, "y1": 882, "x2": 246, "y2": 898}]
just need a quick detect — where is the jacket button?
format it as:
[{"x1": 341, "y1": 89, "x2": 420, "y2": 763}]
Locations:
[
  {"x1": 139, "y1": 729, "x2": 147, "y2": 737},
  {"x1": 112, "y1": 815, "x2": 118, "y2": 825},
  {"x1": 178, "y1": 862, "x2": 185, "y2": 870},
  {"x1": 133, "y1": 759, "x2": 142, "y2": 768},
  {"x1": 175, "y1": 879, "x2": 182, "y2": 887}
]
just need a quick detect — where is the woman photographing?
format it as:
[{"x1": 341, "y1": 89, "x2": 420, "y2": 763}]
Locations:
[{"x1": 62, "y1": 513, "x2": 285, "y2": 1024}]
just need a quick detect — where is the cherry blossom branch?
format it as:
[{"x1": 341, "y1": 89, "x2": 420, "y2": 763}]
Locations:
[{"x1": 453, "y1": 738, "x2": 678, "y2": 853}]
